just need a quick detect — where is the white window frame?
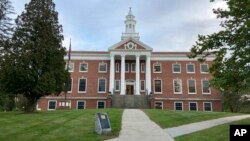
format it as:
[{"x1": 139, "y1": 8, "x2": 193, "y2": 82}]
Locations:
[
  {"x1": 186, "y1": 64, "x2": 195, "y2": 73},
  {"x1": 125, "y1": 63, "x2": 129, "y2": 73},
  {"x1": 172, "y1": 64, "x2": 181, "y2": 73},
  {"x1": 97, "y1": 100, "x2": 106, "y2": 109},
  {"x1": 48, "y1": 100, "x2": 57, "y2": 110},
  {"x1": 154, "y1": 101, "x2": 163, "y2": 109},
  {"x1": 173, "y1": 79, "x2": 182, "y2": 94},
  {"x1": 77, "y1": 100, "x2": 86, "y2": 109},
  {"x1": 66, "y1": 62, "x2": 74, "y2": 72},
  {"x1": 115, "y1": 80, "x2": 120, "y2": 91},
  {"x1": 78, "y1": 78, "x2": 87, "y2": 93},
  {"x1": 141, "y1": 63, "x2": 145, "y2": 73},
  {"x1": 154, "y1": 79, "x2": 162, "y2": 94},
  {"x1": 115, "y1": 63, "x2": 120, "y2": 73},
  {"x1": 131, "y1": 63, "x2": 136, "y2": 72},
  {"x1": 188, "y1": 79, "x2": 197, "y2": 94},
  {"x1": 140, "y1": 80, "x2": 145, "y2": 92},
  {"x1": 98, "y1": 78, "x2": 106, "y2": 93},
  {"x1": 79, "y1": 62, "x2": 88, "y2": 72},
  {"x1": 153, "y1": 64, "x2": 162, "y2": 73},
  {"x1": 203, "y1": 102, "x2": 213, "y2": 112},
  {"x1": 59, "y1": 100, "x2": 71, "y2": 108},
  {"x1": 201, "y1": 79, "x2": 211, "y2": 94},
  {"x1": 189, "y1": 102, "x2": 198, "y2": 111},
  {"x1": 98, "y1": 63, "x2": 107, "y2": 73},
  {"x1": 200, "y1": 64, "x2": 209, "y2": 74},
  {"x1": 67, "y1": 78, "x2": 73, "y2": 93},
  {"x1": 174, "y1": 101, "x2": 183, "y2": 111}
]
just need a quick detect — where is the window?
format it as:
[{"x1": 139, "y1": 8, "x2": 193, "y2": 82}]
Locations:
[
  {"x1": 202, "y1": 80, "x2": 211, "y2": 94},
  {"x1": 187, "y1": 64, "x2": 195, "y2": 73},
  {"x1": 79, "y1": 63, "x2": 88, "y2": 72},
  {"x1": 173, "y1": 64, "x2": 181, "y2": 73},
  {"x1": 99, "y1": 63, "x2": 107, "y2": 72},
  {"x1": 140, "y1": 80, "x2": 145, "y2": 91},
  {"x1": 154, "y1": 80, "x2": 162, "y2": 93},
  {"x1": 189, "y1": 102, "x2": 197, "y2": 111},
  {"x1": 115, "y1": 63, "x2": 120, "y2": 72},
  {"x1": 77, "y1": 101, "x2": 85, "y2": 109},
  {"x1": 153, "y1": 64, "x2": 161, "y2": 73},
  {"x1": 115, "y1": 80, "x2": 120, "y2": 91},
  {"x1": 188, "y1": 79, "x2": 196, "y2": 94},
  {"x1": 173, "y1": 79, "x2": 182, "y2": 94},
  {"x1": 204, "y1": 102, "x2": 212, "y2": 111},
  {"x1": 66, "y1": 62, "x2": 74, "y2": 72},
  {"x1": 98, "y1": 78, "x2": 106, "y2": 93},
  {"x1": 154, "y1": 101, "x2": 163, "y2": 109},
  {"x1": 131, "y1": 63, "x2": 136, "y2": 72},
  {"x1": 175, "y1": 102, "x2": 183, "y2": 110},
  {"x1": 125, "y1": 63, "x2": 129, "y2": 72},
  {"x1": 59, "y1": 101, "x2": 70, "y2": 107},
  {"x1": 200, "y1": 64, "x2": 209, "y2": 73},
  {"x1": 97, "y1": 101, "x2": 106, "y2": 109},
  {"x1": 141, "y1": 63, "x2": 145, "y2": 73},
  {"x1": 78, "y1": 78, "x2": 87, "y2": 92},
  {"x1": 67, "y1": 78, "x2": 73, "y2": 92},
  {"x1": 48, "y1": 100, "x2": 56, "y2": 110}
]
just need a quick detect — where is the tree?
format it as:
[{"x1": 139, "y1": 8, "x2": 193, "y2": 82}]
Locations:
[
  {"x1": 0, "y1": 0, "x2": 69, "y2": 112},
  {"x1": 0, "y1": 0, "x2": 14, "y2": 41},
  {"x1": 188, "y1": 0, "x2": 250, "y2": 112}
]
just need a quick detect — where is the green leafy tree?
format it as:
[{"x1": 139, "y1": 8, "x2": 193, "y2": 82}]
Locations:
[
  {"x1": 0, "y1": 0, "x2": 14, "y2": 41},
  {"x1": 0, "y1": 0, "x2": 69, "y2": 112},
  {"x1": 188, "y1": 0, "x2": 250, "y2": 112}
]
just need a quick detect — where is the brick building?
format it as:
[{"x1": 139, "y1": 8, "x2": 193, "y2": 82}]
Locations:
[{"x1": 37, "y1": 8, "x2": 221, "y2": 111}]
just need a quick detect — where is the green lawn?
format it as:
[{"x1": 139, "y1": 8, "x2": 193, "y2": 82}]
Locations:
[
  {"x1": 175, "y1": 117, "x2": 250, "y2": 141},
  {"x1": 143, "y1": 109, "x2": 242, "y2": 128},
  {"x1": 0, "y1": 109, "x2": 123, "y2": 141}
]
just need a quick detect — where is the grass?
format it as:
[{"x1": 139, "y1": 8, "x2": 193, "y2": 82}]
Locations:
[
  {"x1": 143, "y1": 109, "x2": 242, "y2": 128},
  {"x1": 175, "y1": 117, "x2": 250, "y2": 141},
  {"x1": 0, "y1": 109, "x2": 123, "y2": 141}
]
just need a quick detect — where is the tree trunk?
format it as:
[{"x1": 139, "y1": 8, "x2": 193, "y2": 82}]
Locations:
[{"x1": 24, "y1": 95, "x2": 38, "y2": 113}]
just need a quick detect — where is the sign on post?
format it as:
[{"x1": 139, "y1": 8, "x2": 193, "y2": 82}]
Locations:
[{"x1": 95, "y1": 112, "x2": 112, "y2": 135}]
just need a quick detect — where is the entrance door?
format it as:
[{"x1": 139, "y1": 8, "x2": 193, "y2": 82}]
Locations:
[{"x1": 126, "y1": 85, "x2": 134, "y2": 95}]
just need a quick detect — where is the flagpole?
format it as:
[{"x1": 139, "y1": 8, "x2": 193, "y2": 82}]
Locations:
[{"x1": 65, "y1": 38, "x2": 71, "y2": 105}]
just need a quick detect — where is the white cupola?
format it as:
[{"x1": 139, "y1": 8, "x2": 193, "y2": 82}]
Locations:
[{"x1": 121, "y1": 8, "x2": 140, "y2": 40}]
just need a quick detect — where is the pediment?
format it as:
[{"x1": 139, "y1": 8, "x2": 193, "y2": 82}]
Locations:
[{"x1": 108, "y1": 38, "x2": 153, "y2": 51}]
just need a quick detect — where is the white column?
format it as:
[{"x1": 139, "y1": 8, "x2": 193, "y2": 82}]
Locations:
[
  {"x1": 109, "y1": 55, "x2": 115, "y2": 94},
  {"x1": 146, "y1": 55, "x2": 151, "y2": 95},
  {"x1": 120, "y1": 54, "x2": 125, "y2": 95},
  {"x1": 136, "y1": 55, "x2": 140, "y2": 95}
]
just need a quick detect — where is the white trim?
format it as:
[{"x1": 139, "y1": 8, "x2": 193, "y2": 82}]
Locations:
[
  {"x1": 98, "y1": 78, "x2": 106, "y2": 93},
  {"x1": 140, "y1": 80, "x2": 145, "y2": 92},
  {"x1": 98, "y1": 63, "x2": 107, "y2": 73},
  {"x1": 97, "y1": 100, "x2": 106, "y2": 109},
  {"x1": 67, "y1": 78, "x2": 73, "y2": 93},
  {"x1": 141, "y1": 63, "x2": 145, "y2": 73},
  {"x1": 66, "y1": 62, "x2": 74, "y2": 72},
  {"x1": 115, "y1": 80, "x2": 120, "y2": 91},
  {"x1": 154, "y1": 79, "x2": 162, "y2": 94},
  {"x1": 153, "y1": 63, "x2": 162, "y2": 73},
  {"x1": 154, "y1": 101, "x2": 163, "y2": 109},
  {"x1": 48, "y1": 100, "x2": 57, "y2": 110},
  {"x1": 151, "y1": 55, "x2": 215, "y2": 61},
  {"x1": 131, "y1": 63, "x2": 136, "y2": 72},
  {"x1": 115, "y1": 63, "x2": 120, "y2": 73},
  {"x1": 173, "y1": 79, "x2": 182, "y2": 94},
  {"x1": 187, "y1": 79, "x2": 197, "y2": 94},
  {"x1": 58, "y1": 100, "x2": 71, "y2": 108},
  {"x1": 200, "y1": 64, "x2": 209, "y2": 74},
  {"x1": 79, "y1": 62, "x2": 88, "y2": 72},
  {"x1": 186, "y1": 63, "x2": 195, "y2": 73},
  {"x1": 78, "y1": 78, "x2": 87, "y2": 93},
  {"x1": 172, "y1": 64, "x2": 181, "y2": 73},
  {"x1": 189, "y1": 102, "x2": 198, "y2": 111},
  {"x1": 125, "y1": 63, "x2": 129, "y2": 73},
  {"x1": 76, "y1": 100, "x2": 86, "y2": 109},
  {"x1": 201, "y1": 79, "x2": 211, "y2": 94},
  {"x1": 203, "y1": 102, "x2": 213, "y2": 112},
  {"x1": 174, "y1": 101, "x2": 183, "y2": 111}
]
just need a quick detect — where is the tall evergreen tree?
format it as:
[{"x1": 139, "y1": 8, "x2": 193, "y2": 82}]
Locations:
[
  {"x1": 0, "y1": 0, "x2": 14, "y2": 41},
  {"x1": 0, "y1": 0, "x2": 69, "y2": 112},
  {"x1": 188, "y1": 0, "x2": 250, "y2": 112}
]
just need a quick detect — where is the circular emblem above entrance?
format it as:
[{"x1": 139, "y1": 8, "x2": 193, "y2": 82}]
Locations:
[{"x1": 125, "y1": 42, "x2": 137, "y2": 50}]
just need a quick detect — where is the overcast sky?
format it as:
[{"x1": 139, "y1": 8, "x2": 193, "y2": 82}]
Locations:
[{"x1": 11, "y1": 0, "x2": 227, "y2": 52}]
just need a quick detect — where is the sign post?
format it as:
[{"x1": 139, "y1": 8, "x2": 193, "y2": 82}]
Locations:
[{"x1": 95, "y1": 113, "x2": 112, "y2": 135}]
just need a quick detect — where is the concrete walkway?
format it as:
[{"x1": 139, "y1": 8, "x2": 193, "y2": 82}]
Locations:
[
  {"x1": 164, "y1": 114, "x2": 250, "y2": 138},
  {"x1": 106, "y1": 109, "x2": 174, "y2": 141}
]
